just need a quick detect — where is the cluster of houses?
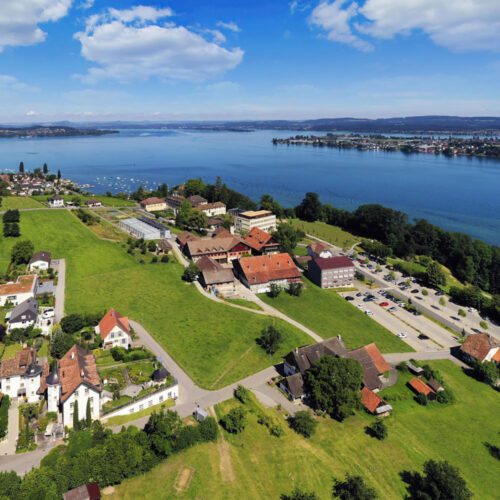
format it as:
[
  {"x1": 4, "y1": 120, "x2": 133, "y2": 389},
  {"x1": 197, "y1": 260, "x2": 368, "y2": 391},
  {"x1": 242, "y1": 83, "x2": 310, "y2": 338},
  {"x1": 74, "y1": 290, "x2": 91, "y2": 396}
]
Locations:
[
  {"x1": 47, "y1": 194, "x2": 103, "y2": 209},
  {"x1": 0, "y1": 173, "x2": 75, "y2": 197},
  {"x1": 0, "y1": 307, "x2": 177, "y2": 429},
  {"x1": 280, "y1": 336, "x2": 393, "y2": 416},
  {"x1": 140, "y1": 194, "x2": 227, "y2": 219}
]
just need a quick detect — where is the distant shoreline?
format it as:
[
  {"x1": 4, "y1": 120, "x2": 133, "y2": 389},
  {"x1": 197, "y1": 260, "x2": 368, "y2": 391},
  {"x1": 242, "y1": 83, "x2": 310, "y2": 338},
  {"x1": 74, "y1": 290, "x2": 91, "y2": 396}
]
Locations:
[{"x1": 0, "y1": 126, "x2": 119, "y2": 139}]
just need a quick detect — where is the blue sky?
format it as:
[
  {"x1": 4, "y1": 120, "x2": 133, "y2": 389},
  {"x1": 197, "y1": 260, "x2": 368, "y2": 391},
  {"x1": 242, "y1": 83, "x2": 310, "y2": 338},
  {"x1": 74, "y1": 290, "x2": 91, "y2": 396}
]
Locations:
[{"x1": 1, "y1": 0, "x2": 500, "y2": 122}]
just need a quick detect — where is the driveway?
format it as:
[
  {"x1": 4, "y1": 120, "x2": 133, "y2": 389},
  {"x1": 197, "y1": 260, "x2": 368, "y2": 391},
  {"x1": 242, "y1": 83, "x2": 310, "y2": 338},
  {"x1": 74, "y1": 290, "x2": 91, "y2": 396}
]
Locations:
[
  {"x1": 53, "y1": 258, "x2": 66, "y2": 323},
  {"x1": 0, "y1": 399, "x2": 19, "y2": 457}
]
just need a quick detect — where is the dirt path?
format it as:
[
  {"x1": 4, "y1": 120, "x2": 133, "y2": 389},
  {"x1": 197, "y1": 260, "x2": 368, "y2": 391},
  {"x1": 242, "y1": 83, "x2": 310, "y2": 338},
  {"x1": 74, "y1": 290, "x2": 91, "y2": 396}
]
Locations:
[
  {"x1": 209, "y1": 406, "x2": 234, "y2": 483},
  {"x1": 209, "y1": 345, "x2": 254, "y2": 389}
]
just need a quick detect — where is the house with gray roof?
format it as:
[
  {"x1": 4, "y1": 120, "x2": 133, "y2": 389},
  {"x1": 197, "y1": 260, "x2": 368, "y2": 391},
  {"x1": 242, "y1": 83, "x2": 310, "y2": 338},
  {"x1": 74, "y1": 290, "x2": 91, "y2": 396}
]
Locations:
[
  {"x1": 29, "y1": 250, "x2": 52, "y2": 271},
  {"x1": 8, "y1": 297, "x2": 39, "y2": 332}
]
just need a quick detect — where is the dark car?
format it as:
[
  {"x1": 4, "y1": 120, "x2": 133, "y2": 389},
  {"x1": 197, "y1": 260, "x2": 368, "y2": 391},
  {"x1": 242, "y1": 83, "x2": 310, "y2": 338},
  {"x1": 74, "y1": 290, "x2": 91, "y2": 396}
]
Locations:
[
  {"x1": 345, "y1": 296, "x2": 355, "y2": 301},
  {"x1": 413, "y1": 310, "x2": 422, "y2": 316},
  {"x1": 435, "y1": 290, "x2": 445, "y2": 296},
  {"x1": 418, "y1": 334, "x2": 429, "y2": 340},
  {"x1": 356, "y1": 292, "x2": 363, "y2": 297},
  {"x1": 411, "y1": 289, "x2": 419, "y2": 294}
]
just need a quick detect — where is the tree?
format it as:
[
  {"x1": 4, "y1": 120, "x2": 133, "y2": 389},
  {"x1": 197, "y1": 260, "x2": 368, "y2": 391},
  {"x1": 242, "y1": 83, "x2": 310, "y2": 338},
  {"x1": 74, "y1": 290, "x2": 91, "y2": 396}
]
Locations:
[
  {"x1": 295, "y1": 192, "x2": 322, "y2": 222},
  {"x1": 332, "y1": 474, "x2": 378, "y2": 500},
  {"x1": 260, "y1": 194, "x2": 284, "y2": 219},
  {"x1": 472, "y1": 360, "x2": 499, "y2": 385},
  {"x1": 234, "y1": 385, "x2": 251, "y2": 404},
  {"x1": 71, "y1": 195, "x2": 82, "y2": 206},
  {"x1": 220, "y1": 406, "x2": 246, "y2": 434},
  {"x1": 258, "y1": 325, "x2": 283, "y2": 354},
  {"x1": 61, "y1": 313, "x2": 85, "y2": 334},
  {"x1": 267, "y1": 283, "x2": 282, "y2": 298},
  {"x1": 439, "y1": 297, "x2": 446, "y2": 307},
  {"x1": 425, "y1": 261, "x2": 447, "y2": 288},
  {"x1": 458, "y1": 308, "x2": 466, "y2": 317},
  {"x1": 304, "y1": 357, "x2": 363, "y2": 421},
  {"x1": 86, "y1": 399, "x2": 92, "y2": 428},
  {"x1": 11, "y1": 240, "x2": 34, "y2": 264},
  {"x1": 288, "y1": 281, "x2": 303, "y2": 296},
  {"x1": 175, "y1": 200, "x2": 193, "y2": 229},
  {"x1": 73, "y1": 400, "x2": 79, "y2": 431},
  {"x1": 288, "y1": 410, "x2": 317, "y2": 438},
  {"x1": 402, "y1": 459, "x2": 472, "y2": 500},
  {"x1": 416, "y1": 393, "x2": 428, "y2": 406},
  {"x1": 43, "y1": 163, "x2": 48, "y2": 175},
  {"x1": 147, "y1": 240, "x2": 157, "y2": 252},
  {"x1": 57, "y1": 169, "x2": 61, "y2": 180},
  {"x1": 188, "y1": 209, "x2": 208, "y2": 232},
  {"x1": 0, "y1": 471, "x2": 22, "y2": 499},
  {"x1": 199, "y1": 416, "x2": 218, "y2": 442},
  {"x1": 221, "y1": 215, "x2": 232, "y2": 230},
  {"x1": 367, "y1": 420, "x2": 387, "y2": 440},
  {"x1": 19, "y1": 161, "x2": 24, "y2": 173},
  {"x1": 182, "y1": 262, "x2": 200, "y2": 282},
  {"x1": 50, "y1": 326, "x2": 74, "y2": 359},
  {"x1": 273, "y1": 222, "x2": 305, "y2": 256},
  {"x1": 281, "y1": 487, "x2": 319, "y2": 500}
]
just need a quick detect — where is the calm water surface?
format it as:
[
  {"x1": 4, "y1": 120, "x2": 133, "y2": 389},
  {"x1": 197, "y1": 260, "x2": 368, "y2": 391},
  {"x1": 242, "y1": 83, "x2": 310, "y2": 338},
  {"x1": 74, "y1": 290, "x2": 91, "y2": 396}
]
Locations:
[{"x1": 1, "y1": 129, "x2": 499, "y2": 245}]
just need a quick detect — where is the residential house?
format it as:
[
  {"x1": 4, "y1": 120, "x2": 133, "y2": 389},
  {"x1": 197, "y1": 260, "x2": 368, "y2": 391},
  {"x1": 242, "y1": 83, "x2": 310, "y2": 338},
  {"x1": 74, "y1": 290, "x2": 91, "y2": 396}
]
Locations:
[
  {"x1": 29, "y1": 250, "x2": 51, "y2": 271},
  {"x1": 7, "y1": 297, "x2": 38, "y2": 332},
  {"x1": 186, "y1": 236, "x2": 251, "y2": 264},
  {"x1": 234, "y1": 253, "x2": 302, "y2": 293},
  {"x1": 408, "y1": 377, "x2": 436, "y2": 400},
  {"x1": 347, "y1": 343, "x2": 392, "y2": 391},
  {"x1": 177, "y1": 231, "x2": 200, "y2": 248},
  {"x1": 307, "y1": 242, "x2": 334, "y2": 259},
  {"x1": 186, "y1": 195, "x2": 207, "y2": 207},
  {"x1": 361, "y1": 387, "x2": 392, "y2": 416},
  {"x1": 0, "y1": 274, "x2": 38, "y2": 306},
  {"x1": 211, "y1": 227, "x2": 231, "y2": 238},
  {"x1": 156, "y1": 239, "x2": 172, "y2": 254},
  {"x1": 234, "y1": 210, "x2": 277, "y2": 234},
  {"x1": 84, "y1": 199, "x2": 102, "y2": 208},
  {"x1": 279, "y1": 373, "x2": 305, "y2": 402},
  {"x1": 63, "y1": 482, "x2": 101, "y2": 500},
  {"x1": 165, "y1": 195, "x2": 186, "y2": 213},
  {"x1": 206, "y1": 217, "x2": 225, "y2": 230},
  {"x1": 49, "y1": 194, "x2": 64, "y2": 208},
  {"x1": 95, "y1": 308, "x2": 132, "y2": 349},
  {"x1": 243, "y1": 227, "x2": 281, "y2": 255},
  {"x1": 0, "y1": 347, "x2": 48, "y2": 403},
  {"x1": 308, "y1": 256, "x2": 355, "y2": 289},
  {"x1": 197, "y1": 256, "x2": 235, "y2": 294},
  {"x1": 196, "y1": 201, "x2": 226, "y2": 217},
  {"x1": 459, "y1": 333, "x2": 499, "y2": 363},
  {"x1": 140, "y1": 197, "x2": 167, "y2": 212},
  {"x1": 46, "y1": 345, "x2": 102, "y2": 428}
]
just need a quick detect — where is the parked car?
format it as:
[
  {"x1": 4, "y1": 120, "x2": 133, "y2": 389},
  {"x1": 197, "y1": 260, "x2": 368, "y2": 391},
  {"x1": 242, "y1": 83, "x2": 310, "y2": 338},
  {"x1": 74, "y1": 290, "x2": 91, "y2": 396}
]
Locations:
[
  {"x1": 397, "y1": 332, "x2": 407, "y2": 338},
  {"x1": 411, "y1": 289, "x2": 419, "y2": 294},
  {"x1": 357, "y1": 304, "x2": 364, "y2": 309},
  {"x1": 435, "y1": 290, "x2": 445, "y2": 296},
  {"x1": 365, "y1": 310, "x2": 374, "y2": 316},
  {"x1": 42, "y1": 309, "x2": 55, "y2": 319},
  {"x1": 413, "y1": 311, "x2": 422, "y2": 316},
  {"x1": 468, "y1": 307, "x2": 477, "y2": 313},
  {"x1": 345, "y1": 296, "x2": 354, "y2": 301},
  {"x1": 356, "y1": 292, "x2": 363, "y2": 297},
  {"x1": 379, "y1": 302, "x2": 389, "y2": 307},
  {"x1": 418, "y1": 334, "x2": 429, "y2": 340}
]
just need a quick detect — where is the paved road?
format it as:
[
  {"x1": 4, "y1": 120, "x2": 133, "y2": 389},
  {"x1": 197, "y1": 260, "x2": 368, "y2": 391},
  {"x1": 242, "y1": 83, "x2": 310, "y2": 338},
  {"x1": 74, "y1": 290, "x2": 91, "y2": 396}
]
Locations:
[
  {"x1": 0, "y1": 399, "x2": 19, "y2": 457},
  {"x1": 54, "y1": 258, "x2": 66, "y2": 323},
  {"x1": 384, "y1": 350, "x2": 468, "y2": 368}
]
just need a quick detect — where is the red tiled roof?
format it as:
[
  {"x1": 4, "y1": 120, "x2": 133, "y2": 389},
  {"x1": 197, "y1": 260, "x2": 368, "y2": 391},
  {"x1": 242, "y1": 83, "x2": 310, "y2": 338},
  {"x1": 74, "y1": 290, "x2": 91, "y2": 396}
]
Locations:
[
  {"x1": 361, "y1": 386, "x2": 382, "y2": 413},
  {"x1": 187, "y1": 236, "x2": 249, "y2": 256},
  {"x1": 312, "y1": 256, "x2": 354, "y2": 270},
  {"x1": 59, "y1": 345, "x2": 101, "y2": 403},
  {"x1": 0, "y1": 348, "x2": 37, "y2": 377},
  {"x1": 243, "y1": 227, "x2": 277, "y2": 252},
  {"x1": 364, "y1": 343, "x2": 391, "y2": 373},
  {"x1": 98, "y1": 308, "x2": 130, "y2": 341},
  {"x1": 493, "y1": 350, "x2": 500, "y2": 363},
  {"x1": 0, "y1": 275, "x2": 37, "y2": 297},
  {"x1": 140, "y1": 197, "x2": 165, "y2": 206},
  {"x1": 177, "y1": 231, "x2": 200, "y2": 246},
  {"x1": 235, "y1": 253, "x2": 301, "y2": 285},
  {"x1": 212, "y1": 227, "x2": 231, "y2": 238},
  {"x1": 308, "y1": 242, "x2": 331, "y2": 254},
  {"x1": 408, "y1": 377, "x2": 435, "y2": 396},
  {"x1": 460, "y1": 333, "x2": 499, "y2": 361}
]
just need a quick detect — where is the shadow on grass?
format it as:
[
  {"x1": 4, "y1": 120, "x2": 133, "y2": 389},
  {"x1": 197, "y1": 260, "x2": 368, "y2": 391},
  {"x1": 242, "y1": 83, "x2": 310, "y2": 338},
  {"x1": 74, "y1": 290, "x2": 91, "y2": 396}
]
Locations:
[{"x1": 484, "y1": 442, "x2": 500, "y2": 460}]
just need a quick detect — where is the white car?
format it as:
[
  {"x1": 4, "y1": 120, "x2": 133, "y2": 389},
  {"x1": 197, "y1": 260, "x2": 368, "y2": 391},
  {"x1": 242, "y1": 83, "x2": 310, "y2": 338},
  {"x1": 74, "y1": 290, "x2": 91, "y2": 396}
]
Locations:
[
  {"x1": 397, "y1": 332, "x2": 407, "y2": 338},
  {"x1": 365, "y1": 310, "x2": 374, "y2": 316},
  {"x1": 398, "y1": 302, "x2": 405, "y2": 308},
  {"x1": 357, "y1": 304, "x2": 364, "y2": 309},
  {"x1": 468, "y1": 308, "x2": 476, "y2": 313},
  {"x1": 42, "y1": 309, "x2": 55, "y2": 319}
]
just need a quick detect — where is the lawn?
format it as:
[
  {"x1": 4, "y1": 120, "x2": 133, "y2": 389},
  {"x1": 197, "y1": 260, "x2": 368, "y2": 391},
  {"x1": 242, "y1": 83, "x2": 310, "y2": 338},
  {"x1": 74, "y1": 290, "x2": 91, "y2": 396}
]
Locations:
[
  {"x1": 289, "y1": 219, "x2": 360, "y2": 249},
  {"x1": 32, "y1": 194, "x2": 136, "y2": 207},
  {"x1": 0, "y1": 343, "x2": 22, "y2": 360},
  {"x1": 224, "y1": 298, "x2": 263, "y2": 311},
  {"x1": 106, "y1": 361, "x2": 499, "y2": 500},
  {"x1": 0, "y1": 197, "x2": 44, "y2": 209},
  {"x1": 127, "y1": 360, "x2": 155, "y2": 384},
  {"x1": 0, "y1": 210, "x2": 312, "y2": 389},
  {"x1": 103, "y1": 398, "x2": 175, "y2": 427},
  {"x1": 260, "y1": 278, "x2": 412, "y2": 353}
]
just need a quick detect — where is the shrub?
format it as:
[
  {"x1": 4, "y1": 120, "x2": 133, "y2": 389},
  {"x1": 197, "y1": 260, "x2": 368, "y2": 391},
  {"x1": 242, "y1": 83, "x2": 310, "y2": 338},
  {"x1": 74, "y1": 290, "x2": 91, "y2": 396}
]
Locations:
[
  {"x1": 0, "y1": 395, "x2": 11, "y2": 439},
  {"x1": 397, "y1": 361, "x2": 409, "y2": 373},
  {"x1": 422, "y1": 289, "x2": 428, "y2": 296},
  {"x1": 458, "y1": 309, "x2": 466, "y2": 317},
  {"x1": 288, "y1": 282, "x2": 303, "y2": 296},
  {"x1": 151, "y1": 256, "x2": 158, "y2": 263},
  {"x1": 288, "y1": 411, "x2": 317, "y2": 438},
  {"x1": 199, "y1": 417, "x2": 218, "y2": 442},
  {"x1": 416, "y1": 393, "x2": 428, "y2": 406},
  {"x1": 368, "y1": 420, "x2": 387, "y2": 440},
  {"x1": 220, "y1": 407, "x2": 247, "y2": 434},
  {"x1": 267, "y1": 283, "x2": 281, "y2": 298},
  {"x1": 480, "y1": 320, "x2": 488, "y2": 330},
  {"x1": 436, "y1": 389, "x2": 455, "y2": 404},
  {"x1": 161, "y1": 255, "x2": 169, "y2": 263},
  {"x1": 234, "y1": 385, "x2": 251, "y2": 404}
]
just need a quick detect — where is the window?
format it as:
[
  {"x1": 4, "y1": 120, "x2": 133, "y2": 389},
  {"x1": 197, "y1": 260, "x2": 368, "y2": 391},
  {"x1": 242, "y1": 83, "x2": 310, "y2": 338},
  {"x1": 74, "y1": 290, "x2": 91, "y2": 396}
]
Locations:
[
  {"x1": 129, "y1": 408, "x2": 134, "y2": 414},
  {"x1": 148, "y1": 400, "x2": 153, "y2": 407},
  {"x1": 159, "y1": 395, "x2": 163, "y2": 402},
  {"x1": 75, "y1": 390, "x2": 79, "y2": 397},
  {"x1": 70, "y1": 402, "x2": 74, "y2": 408},
  {"x1": 139, "y1": 404, "x2": 144, "y2": 411},
  {"x1": 85, "y1": 388, "x2": 89, "y2": 395}
]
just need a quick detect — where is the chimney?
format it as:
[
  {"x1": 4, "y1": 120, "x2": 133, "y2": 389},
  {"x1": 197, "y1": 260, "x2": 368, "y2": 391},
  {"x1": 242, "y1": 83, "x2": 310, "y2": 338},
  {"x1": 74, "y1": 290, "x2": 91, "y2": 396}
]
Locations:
[
  {"x1": 80, "y1": 369, "x2": 84, "y2": 378},
  {"x1": 71, "y1": 352, "x2": 75, "y2": 360}
]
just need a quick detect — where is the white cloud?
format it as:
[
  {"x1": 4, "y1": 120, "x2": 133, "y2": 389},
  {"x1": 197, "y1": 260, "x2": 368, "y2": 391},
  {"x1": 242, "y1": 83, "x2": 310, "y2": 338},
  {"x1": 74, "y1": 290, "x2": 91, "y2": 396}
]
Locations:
[
  {"x1": 0, "y1": 0, "x2": 72, "y2": 50},
  {"x1": 26, "y1": 110, "x2": 39, "y2": 116},
  {"x1": 216, "y1": 21, "x2": 241, "y2": 32},
  {"x1": 290, "y1": 1, "x2": 311, "y2": 14},
  {"x1": 79, "y1": 0, "x2": 94, "y2": 9},
  {"x1": 0, "y1": 75, "x2": 38, "y2": 92},
  {"x1": 309, "y1": 0, "x2": 500, "y2": 52},
  {"x1": 309, "y1": 1, "x2": 373, "y2": 51},
  {"x1": 74, "y1": 6, "x2": 244, "y2": 83}
]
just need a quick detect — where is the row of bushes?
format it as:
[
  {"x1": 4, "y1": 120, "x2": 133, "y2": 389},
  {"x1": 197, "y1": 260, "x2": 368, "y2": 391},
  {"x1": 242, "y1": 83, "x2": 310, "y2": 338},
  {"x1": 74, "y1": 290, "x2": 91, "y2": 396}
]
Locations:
[
  {"x1": 109, "y1": 346, "x2": 152, "y2": 363},
  {"x1": 0, "y1": 395, "x2": 10, "y2": 439}
]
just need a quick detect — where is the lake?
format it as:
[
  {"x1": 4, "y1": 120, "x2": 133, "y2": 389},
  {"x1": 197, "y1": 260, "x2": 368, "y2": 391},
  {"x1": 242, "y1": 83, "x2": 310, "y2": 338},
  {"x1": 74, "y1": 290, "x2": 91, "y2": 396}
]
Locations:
[{"x1": 1, "y1": 129, "x2": 499, "y2": 245}]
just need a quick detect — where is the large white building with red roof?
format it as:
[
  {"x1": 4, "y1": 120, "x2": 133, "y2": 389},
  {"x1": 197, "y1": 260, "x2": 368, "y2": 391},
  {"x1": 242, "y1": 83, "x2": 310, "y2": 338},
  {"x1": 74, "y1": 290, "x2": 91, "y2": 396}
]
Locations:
[{"x1": 95, "y1": 309, "x2": 132, "y2": 350}]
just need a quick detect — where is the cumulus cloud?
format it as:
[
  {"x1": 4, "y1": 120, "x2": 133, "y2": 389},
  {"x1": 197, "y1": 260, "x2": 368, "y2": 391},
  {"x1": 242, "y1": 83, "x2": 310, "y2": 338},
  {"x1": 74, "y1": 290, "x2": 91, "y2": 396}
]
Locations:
[
  {"x1": 216, "y1": 21, "x2": 241, "y2": 32},
  {"x1": 0, "y1": 0, "x2": 72, "y2": 50},
  {"x1": 309, "y1": 1, "x2": 373, "y2": 51},
  {"x1": 309, "y1": 0, "x2": 500, "y2": 52},
  {"x1": 74, "y1": 6, "x2": 244, "y2": 83},
  {"x1": 79, "y1": 0, "x2": 94, "y2": 9}
]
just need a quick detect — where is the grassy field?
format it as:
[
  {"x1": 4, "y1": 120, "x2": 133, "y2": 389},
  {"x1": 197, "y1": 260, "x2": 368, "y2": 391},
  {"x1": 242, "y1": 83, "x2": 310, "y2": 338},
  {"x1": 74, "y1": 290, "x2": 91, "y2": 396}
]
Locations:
[
  {"x1": 0, "y1": 197, "x2": 44, "y2": 209},
  {"x1": 32, "y1": 194, "x2": 136, "y2": 207},
  {"x1": 224, "y1": 298, "x2": 263, "y2": 311},
  {"x1": 260, "y1": 278, "x2": 412, "y2": 353},
  {"x1": 103, "y1": 398, "x2": 175, "y2": 427},
  {"x1": 0, "y1": 343, "x2": 22, "y2": 360},
  {"x1": 106, "y1": 361, "x2": 500, "y2": 500},
  {"x1": 0, "y1": 210, "x2": 312, "y2": 389},
  {"x1": 289, "y1": 220, "x2": 360, "y2": 249}
]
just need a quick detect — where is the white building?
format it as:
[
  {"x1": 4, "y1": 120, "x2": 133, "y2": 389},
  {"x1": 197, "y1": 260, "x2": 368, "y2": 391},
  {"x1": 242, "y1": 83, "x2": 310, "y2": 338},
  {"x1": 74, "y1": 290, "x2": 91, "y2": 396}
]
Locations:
[
  {"x1": 0, "y1": 348, "x2": 48, "y2": 403},
  {"x1": 95, "y1": 308, "x2": 132, "y2": 349},
  {"x1": 119, "y1": 217, "x2": 171, "y2": 240},
  {"x1": 29, "y1": 251, "x2": 52, "y2": 271},
  {"x1": 307, "y1": 242, "x2": 334, "y2": 259},
  {"x1": 234, "y1": 210, "x2": 277, "y2": 234},
  {"x1": 0, "y1": 275, "x2": 38, "y2": 306},
  {"x1": 7, "y1": 297, "x2": 38, "y2": 332},
  {"x1": 49, "y1": 194, "x2": 64, "y2": 208},
  {"x1": 197, "y1": 202, "x2": 226, "y2": 217}
]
